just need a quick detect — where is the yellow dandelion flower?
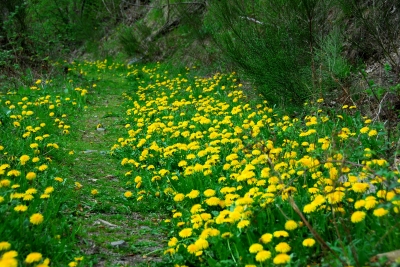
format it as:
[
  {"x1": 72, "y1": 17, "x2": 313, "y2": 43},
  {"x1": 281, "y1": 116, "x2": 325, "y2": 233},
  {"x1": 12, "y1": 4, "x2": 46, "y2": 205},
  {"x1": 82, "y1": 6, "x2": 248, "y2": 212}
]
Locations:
[
  {"x1": 373, "y1": 208, "x2": 389, "y2": 217},
  {"x1": 249, "y1": 243, "x2": 264, "y2": 253},
  {"x1": 368, "y1": 130, "x2": 378, "y2": 137},
  {"x1": 30, "y1": 213, "x2": 44, "y2": 225},
  {"x1": 275, "y1": 242, "x2": 291, "y2": 253},
  {"x1": 26, "y1": 172, "x2": 37, "y2": 180},
  {"x1": 360, "y1": 127, "x2": 369, "y2": 133},
  {"x1": 179, "y1": 228, "x2": 192, "y2": 238},
  {"x1": 25, "y1": 252, "x2": 42, "y2": 263},
  {"x1": 0, "y1": 179, "x2": 11, "y2": 187},
  {"x1": 42, "y1": 187, "x2": 53, "y2": 194},
  {"x1": 0, "y1": 241, "x2": 11, "y2": 251},
  {"x1": 168, "y1": 237, "x2": 178, "y2": 247},
  {"x1": 352, "y1": 183, "x2": 369, "y2": 193},
  {"x1": 187, "y1": 244, "x2": 198, "y2": 254},
  {"x1": 221, "y1": 232, "x2": 233, "y2": 239},
  {"x1": 204, "y1": 189, "x2": 216, "y2": 197},
  {"x1": 303, "y1": 203, "x2": 317, "y2": 213},
  {"x1": 284, "y1": 220, "x2": 297, "y2": 231},
  {"x1": 186, "y1": 190, "x2": 200, "y2": 199},
  {"x1": 365, "y1": 196, "x2": 378, "y2": 210},
  {"x1": 273, "y1": 230, "x2": 289, "y2": 238},
  {"x1": 14, "y1": 204, "x2": 28, "y2": 212},
  {"x1": 354, "y1": 200, "x2": 366, "y2": 209},
  {"x1": 255, "y1": 250, "x2": 271, "y2": 262},
  {"x1": 174, "y1": 193, "x2": 185, "y2": 202},
  {"x1": 259, "y1": 233, "x2": 272, "y2": 244},
  {"x1": 386, "y1": 191, "x2": 395, "y2": 201},
  {"x1": 302, "y1": 238, "x2": 316, "y2": 247},
  {"x1": 7, "y1": 170, "x2": 21, "y2": 177},
  {"x1": 91, "y1": 189, "x2": 98, "y2": 195},
  {"x1": 237, "y1": 220, "x2": 250, "y2": 229},
  {"x1": 3, "y1": 250, "x2": 18, "y2": 258},
  {"x1": 195, "y1": 238, "x2": 209, "y2": 250},
  {"x1": 38, "y1": 164, "x2": 48, "y2": 171},
  {"x1": 23, "y1": 194, "x2": 34, "y2": 201},
  {"x1": 327, "y1": 191, "x2": 345, "y2": 204},
  {"x1": 351, "y1": 211, "x2": 366, "y2": 223},
  {"x1": 190, "y1": 204, "x2": 203, "y2": 214},
  {"x1": 124, "y1": 191, "x2": 133, "y2": 198},
  {"x1": 205, "y1": 196, "x2": 220, "y2": 206},
  {"x1": 19, "y1": 155, "x2": 30, "y2": 165},
  {"x1": 134, "y1": 176, "x2": 142, "y2": 183},
  {"x1": 273, "y1": 253, "x2": 290, "y2": 264},
  {"x1": 173, "y1": 212, "x2": 182, "y2": 218}
]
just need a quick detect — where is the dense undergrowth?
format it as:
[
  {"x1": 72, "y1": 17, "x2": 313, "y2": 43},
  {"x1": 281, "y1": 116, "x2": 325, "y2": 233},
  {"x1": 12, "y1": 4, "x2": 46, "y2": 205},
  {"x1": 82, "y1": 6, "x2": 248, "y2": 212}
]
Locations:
[{"x1": 1, "y1": 59, "x2": 399, "y2": 266}]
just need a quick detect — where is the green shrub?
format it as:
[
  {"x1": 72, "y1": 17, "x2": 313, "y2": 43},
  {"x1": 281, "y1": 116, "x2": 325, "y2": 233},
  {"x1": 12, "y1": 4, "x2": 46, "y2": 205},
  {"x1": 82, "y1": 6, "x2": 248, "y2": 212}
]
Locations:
[
  {"x1": 118, "y1": 26, "x2": 141, "y2": 57},
  {"x1": 204, "y1": 0, "x2": 337, "y2": 105}
]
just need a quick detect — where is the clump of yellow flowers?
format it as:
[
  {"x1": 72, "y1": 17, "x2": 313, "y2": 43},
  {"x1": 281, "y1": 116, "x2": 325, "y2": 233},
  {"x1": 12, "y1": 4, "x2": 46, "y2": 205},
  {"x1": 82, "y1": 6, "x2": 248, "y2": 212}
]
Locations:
[
  {"x1": 112, "y1": 63, "x2": 399, "y2": 266},
  {"x1": 0, "y1": 66, "x2": 89, "y2": 265}
]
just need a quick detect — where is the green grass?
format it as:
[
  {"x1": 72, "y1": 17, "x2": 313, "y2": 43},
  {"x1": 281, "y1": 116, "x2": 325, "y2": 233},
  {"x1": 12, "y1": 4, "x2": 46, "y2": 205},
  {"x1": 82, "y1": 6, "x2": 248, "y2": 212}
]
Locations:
[
  {"x1": 1, "y1": 58, "x2": 399, "y2": 267},
  {"x1": 0, "y1": 59, "x2": 169, "y2": 266}
]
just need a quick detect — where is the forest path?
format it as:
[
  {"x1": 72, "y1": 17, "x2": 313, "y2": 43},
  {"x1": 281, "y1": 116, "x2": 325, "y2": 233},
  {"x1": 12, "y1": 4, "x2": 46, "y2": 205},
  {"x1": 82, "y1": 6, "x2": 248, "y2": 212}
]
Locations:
[{"x1": 68, "y1": 70, "x2": 166, "y2": 267}]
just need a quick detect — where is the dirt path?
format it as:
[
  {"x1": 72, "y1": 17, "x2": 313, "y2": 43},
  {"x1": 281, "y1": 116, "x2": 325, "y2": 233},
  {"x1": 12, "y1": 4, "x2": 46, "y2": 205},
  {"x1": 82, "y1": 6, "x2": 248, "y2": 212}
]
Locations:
[{"x1": 68, "y1": 77, "x2": 166, "y2": 266}]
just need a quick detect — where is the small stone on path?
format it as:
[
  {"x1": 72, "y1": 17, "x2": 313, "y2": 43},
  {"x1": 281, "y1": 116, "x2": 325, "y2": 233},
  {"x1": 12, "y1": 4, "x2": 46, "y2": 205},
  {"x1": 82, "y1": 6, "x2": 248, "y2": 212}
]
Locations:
[
  {"x1": 95, "y1": 219, "x2": 119, "y2": 228},
  {"x1": 110, "y1": 240, "x2": 127, "y2": 247},
  {"x1": 82, "y1": 150, "x2": 98, "y2": 154}
]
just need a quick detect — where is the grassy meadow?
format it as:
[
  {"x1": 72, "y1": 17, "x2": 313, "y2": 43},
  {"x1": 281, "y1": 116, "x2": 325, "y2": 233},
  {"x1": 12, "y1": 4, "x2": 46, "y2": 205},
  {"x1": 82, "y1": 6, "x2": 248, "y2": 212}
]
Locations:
[{"x1": 0, "y1": 59, "x2": 399, "y2": 266}]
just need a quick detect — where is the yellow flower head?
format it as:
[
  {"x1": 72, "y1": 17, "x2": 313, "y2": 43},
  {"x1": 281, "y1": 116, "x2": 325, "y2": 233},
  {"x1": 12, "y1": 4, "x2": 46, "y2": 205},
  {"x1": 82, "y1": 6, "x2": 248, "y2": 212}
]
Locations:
[
  {"x1": 186, "y1": 190, "x2": 200, "y2": 199},
  {"x1": 255, "y1": 250, "x2": 271, "y2": 262},
  {"x1": 284, "y1": 220, "x2": 298, "y2": 231},
  {"x1": 20, "y1": 155, "x2": 30, "y2": 165},
  {"x1": 275, "y1": 242, "x2": 291, "y2": 253},
  {"x1": 194, "y1": 238, "x2": 209, "y2": 250},
  {"x1": 91, "y1": 189, "x2": 98, "y2": 195},
  {"x1": 168, "y1": 237, "x2": 178, "y2": 247},
  {"x1": 124, "y1": 191, "x2": 133, "y2": 198},
  {"x1": 205, "y1": 197, "x2": 220, "y2": 206},
  {"x1": 204, "y1": 189, "x2": 216, "y2": 197},
  {"x1": 173, "y1": 193, "x2": 185, "y2": 202},
  {"x1": 30, "y1": 213, "x2": 44, "y2": 225},
  {"x1": 25, "y1": 252, "x2": 42, "y2": 263},
  {"x1": 179, "y1": 228, "x2": 192, "y2": 238},
  {"x1": 0, "y1": 241, "x2": 11, "y2": 251},
  {"x1": 373, "y1": 208, "x2": 389, "y2": 217},
  {"x1": 351, "y1": 211, "x2": 366, "y2": 223},
  {"x1": 302, "y1": 238, "x2": 316, "y2": 247},
  {"x1": 273, "y1": 230, "x2": 289, "y2": 238},
  {"x1": 26, "y1": 172, "x2": 37, "y2": 180},
  {"x1": 273, "y1": 253, "x2": 291, "y2": 265},
  {"x1": 14, "y1": 205, "x2": 28, "y2": 212},
  {"x1": 260, "y1": 233, "x2": 273, "y2": 244},
  {"x1": 352, "y1": 183, "x2": 369, "y2": 193},
  {"x1": 187, "y1": 243, "x2": 198, "y2": 254},
  {"x1": 237, "y1": 220, "x2": 250, "y2": 229},
  {"x1": 249, "y1": 243, "x2": 264, "y2": 253}
]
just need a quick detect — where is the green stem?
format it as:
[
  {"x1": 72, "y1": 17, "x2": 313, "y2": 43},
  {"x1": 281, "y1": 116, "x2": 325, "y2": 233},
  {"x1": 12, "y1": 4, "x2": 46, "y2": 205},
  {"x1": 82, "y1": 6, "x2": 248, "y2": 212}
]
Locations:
[{"x1": 227, "y1": 240, "x2": 237, "y2": 264}]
